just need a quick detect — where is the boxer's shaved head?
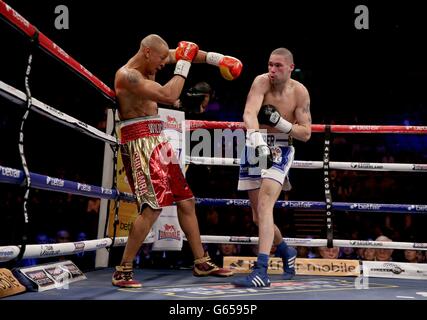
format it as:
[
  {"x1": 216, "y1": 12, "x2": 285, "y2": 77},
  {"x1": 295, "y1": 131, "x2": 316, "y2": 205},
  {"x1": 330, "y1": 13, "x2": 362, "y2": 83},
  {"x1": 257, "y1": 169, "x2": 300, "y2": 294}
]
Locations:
[
  {"x1": 140, "y1": 34, "x2": 168, "y2": 51},
  {"x1": 271, "y1": 48, "x2": 294, "y2": 64}
]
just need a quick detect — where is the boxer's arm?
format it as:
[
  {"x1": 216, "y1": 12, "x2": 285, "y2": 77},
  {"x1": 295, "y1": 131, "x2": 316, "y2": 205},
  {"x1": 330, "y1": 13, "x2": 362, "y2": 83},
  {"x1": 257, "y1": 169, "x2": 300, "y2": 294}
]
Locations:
[
  {"x1": 169, "y1": 47, "x2": 242, "y2": 80},
  {"x1": 118, "y1": 42, "x2": 198, "y2": 105},
  {"x1": 243, "y1": 76, "x2": 267, "y2": 148},
  {"x1": 142, "y1": 77, "x2": 186, "y2": 105},
  {"x1": 167, "y1": 50, "x2": 176, "y2": 64},
  {"x1": 168, "y1": 49, "x2": 207, "y2": 64},
  {"x1": 243, "y1": 75, "x2": 269, "y2": 131},
  {"x1": 193, "y1": 49, "x2": 207, "y2": 63},
  {"x1": 243, "y1": 75, "x2": 273, "y2": 168},
  {"x1": 290, "y1": 85, "x2": 312, "y2": 142},
  {"x1": 116, "y1": 68, "x2": 185, "y2": 105}
]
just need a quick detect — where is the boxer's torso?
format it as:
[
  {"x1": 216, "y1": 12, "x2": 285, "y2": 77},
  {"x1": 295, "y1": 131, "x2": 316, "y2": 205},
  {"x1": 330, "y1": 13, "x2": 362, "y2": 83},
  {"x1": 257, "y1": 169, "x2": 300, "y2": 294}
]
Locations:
[
  {"x1": 260, "y1": 76, "x2": 302, "y2": 134},
  {"x1": 115, "y1": 66, "x2": 159, "y2": 120}
]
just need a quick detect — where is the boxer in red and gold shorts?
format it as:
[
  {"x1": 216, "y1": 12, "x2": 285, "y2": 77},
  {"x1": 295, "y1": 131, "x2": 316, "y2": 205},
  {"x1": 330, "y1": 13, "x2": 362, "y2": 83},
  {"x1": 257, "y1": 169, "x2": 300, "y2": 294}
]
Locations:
[
  {"x1": 112, "y1": 34, "x2": 242, "y2": 288},
  {"x1": 119, "y1": 116, "x2": 192, "y2": 210}
]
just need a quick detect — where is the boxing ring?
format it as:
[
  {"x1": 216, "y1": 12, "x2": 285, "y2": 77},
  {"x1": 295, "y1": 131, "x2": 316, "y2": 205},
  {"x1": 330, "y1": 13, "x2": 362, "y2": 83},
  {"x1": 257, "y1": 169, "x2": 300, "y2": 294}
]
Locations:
[
  {"x1": 1, "y1": 1, "x2": 427, "y2": 301},
  {"x1": 3, "y1": 268, "x2": 427, "y2": 300}
]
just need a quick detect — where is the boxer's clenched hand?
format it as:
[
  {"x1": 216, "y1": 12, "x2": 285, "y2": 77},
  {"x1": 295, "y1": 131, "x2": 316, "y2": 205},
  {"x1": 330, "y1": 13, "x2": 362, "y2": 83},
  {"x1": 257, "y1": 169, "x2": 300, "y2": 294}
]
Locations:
[
  {"x1": 206, "y1": 52, "x2": 243, "y2": 80},
  {"x1": 174, "y1": 41, "x2": 199, "y2": 78}
]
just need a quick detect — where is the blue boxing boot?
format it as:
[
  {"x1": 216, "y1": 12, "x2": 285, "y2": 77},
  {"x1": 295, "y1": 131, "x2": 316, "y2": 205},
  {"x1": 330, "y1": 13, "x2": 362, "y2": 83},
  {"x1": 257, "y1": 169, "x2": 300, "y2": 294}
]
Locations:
[
  {"x1": 275, "y1": 241, "x2": 297, "y2": 280},
  {"x1": 232, "y1": 253, "x2": 271, "y2": 287}
]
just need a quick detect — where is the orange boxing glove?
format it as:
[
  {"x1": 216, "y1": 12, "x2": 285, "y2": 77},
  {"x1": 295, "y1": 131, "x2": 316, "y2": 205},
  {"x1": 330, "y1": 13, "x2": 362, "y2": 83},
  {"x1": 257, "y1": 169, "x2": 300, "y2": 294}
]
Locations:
[
  {"x1": 174, "y1": 41, "x2": 199, "y2": 78},
  {"x1": 175, "y1": 41, "x2": 199, "y2": 61},
  {"x1": 219, "y1": 56, "x2": 243, "y2": 80},
  {"x1": 206, "y1": 52, "x2": 243, "y2": 80}
]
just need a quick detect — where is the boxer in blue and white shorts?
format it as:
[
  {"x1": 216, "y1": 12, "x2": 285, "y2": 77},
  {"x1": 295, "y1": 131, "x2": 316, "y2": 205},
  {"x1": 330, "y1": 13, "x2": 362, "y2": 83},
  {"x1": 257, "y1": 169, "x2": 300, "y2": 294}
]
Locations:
[
  {"x1": 238, "y1": 132, "x2": 294, "y2": 192},
  {"x1": 233, "y1": 47, "x2": 312, "y2": 288}
]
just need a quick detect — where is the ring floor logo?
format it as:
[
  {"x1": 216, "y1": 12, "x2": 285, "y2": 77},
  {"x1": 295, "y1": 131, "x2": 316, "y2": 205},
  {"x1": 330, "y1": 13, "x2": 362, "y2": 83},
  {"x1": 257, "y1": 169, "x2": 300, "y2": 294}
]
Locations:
[{"x1": 140, "y1": 279, "x2": 384, "y2": 299}]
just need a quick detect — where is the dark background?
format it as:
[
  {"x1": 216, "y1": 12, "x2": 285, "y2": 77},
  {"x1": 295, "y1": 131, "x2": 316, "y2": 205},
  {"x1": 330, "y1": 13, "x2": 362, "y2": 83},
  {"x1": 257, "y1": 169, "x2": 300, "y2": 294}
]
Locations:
[
  {"x1": 1, "y1": 1, "x2": 426, "y2": 247},
  {"x1": 1, "y1": 0, "x2": 427, "y2": 123}
]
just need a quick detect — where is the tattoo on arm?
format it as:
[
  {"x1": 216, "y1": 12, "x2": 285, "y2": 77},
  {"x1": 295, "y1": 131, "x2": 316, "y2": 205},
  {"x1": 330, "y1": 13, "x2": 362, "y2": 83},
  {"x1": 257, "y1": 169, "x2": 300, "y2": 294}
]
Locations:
[
  {"x1": 303, "y1": 102, "x2": 312, "y2": 123},
  {"x1": 303, "y1": 102, "x2": 310, "y2": 113},
  {"x1": 126, "y1": 69, "x2": 141, "y2": 84}
]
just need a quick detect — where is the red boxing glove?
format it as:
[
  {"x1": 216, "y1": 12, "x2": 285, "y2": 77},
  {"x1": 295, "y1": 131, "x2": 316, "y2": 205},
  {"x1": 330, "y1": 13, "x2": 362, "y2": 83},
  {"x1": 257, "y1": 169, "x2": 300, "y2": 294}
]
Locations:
[
  {"x1": 206, "y1": 52, "x2": 242, "y2": 80},
  {"x1": 219, "y1": 56, "x2": 243, "y2": 80},
  {"x1": 175, "y1": 41, "x2": 199, "y2": 61}
]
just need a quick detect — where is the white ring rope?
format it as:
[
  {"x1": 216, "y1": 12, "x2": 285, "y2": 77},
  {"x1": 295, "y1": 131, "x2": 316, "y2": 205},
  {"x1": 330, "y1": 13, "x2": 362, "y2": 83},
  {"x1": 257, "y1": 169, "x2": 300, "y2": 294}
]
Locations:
[
  {"x1": 187, "y1": 156, "x2": 427, "y2": 172},
  {"x1": 2, "y1": 234, "x2": 425, "y2": 263},
  {"x1": 196, "y1": 236, "x2": 427, "y2": 251},
  {"x1": 0, "y1": 80, "x2": 117, "y2": 145},
  {"x1": 0, "y1": 236, "x2": 151, "y2": 263}
]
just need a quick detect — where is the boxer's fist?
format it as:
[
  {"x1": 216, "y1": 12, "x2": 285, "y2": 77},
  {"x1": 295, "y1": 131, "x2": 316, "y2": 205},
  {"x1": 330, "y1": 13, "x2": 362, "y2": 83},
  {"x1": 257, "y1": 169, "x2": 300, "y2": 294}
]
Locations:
[
  {"x1": 258, "y1": 104, "x2": 293, "y2": 134},
  {"x1": 219, "y1": 56, "x2": 243, "y2": 80},
  {"x1": 258, "y1": 105, "x2": 281, "y2": 126},
  {"x1": 255, "y1": 144, "x2": 273, "y2": 169},
  {"x1": 175, "y1": 41, "x2": 199, "y2": 61},
  {"x1": 246, "y1": 130, "x2": 273, "y2": 169},
  {"x1": 206, "y1": 52, "x2": 242, "y2": 80}
]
